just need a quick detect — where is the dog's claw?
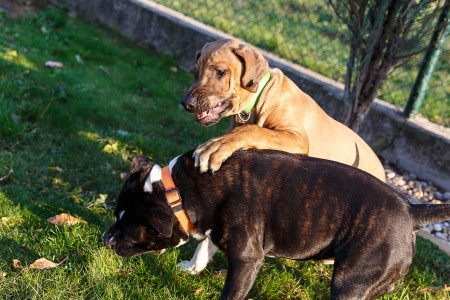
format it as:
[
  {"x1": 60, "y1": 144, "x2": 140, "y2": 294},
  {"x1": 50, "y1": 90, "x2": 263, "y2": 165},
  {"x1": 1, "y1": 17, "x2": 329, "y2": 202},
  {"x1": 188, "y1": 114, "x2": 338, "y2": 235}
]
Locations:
[
  {"x1": 198, "y1": 156, "x2": 210, "y2": 173},
  {"x1": 194, "y1": 153, "x2": 200, "y2": 168}
]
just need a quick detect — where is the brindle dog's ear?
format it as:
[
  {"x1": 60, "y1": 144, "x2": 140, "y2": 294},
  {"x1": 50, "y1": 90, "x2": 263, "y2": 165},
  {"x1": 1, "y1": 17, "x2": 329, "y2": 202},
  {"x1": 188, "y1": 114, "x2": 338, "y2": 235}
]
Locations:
[
  {"x1": 147, "y1": 210, "x2": 174, "y2": 237},
  {"x1": 131, "y1": 156, "x2": 152, "y2": 184},
  {"x1": 131, "y1": 155, "x2": 150, "y2": 173},
  {"x1": 232, "y1": 44, "x2": 269, "y2": 92}
]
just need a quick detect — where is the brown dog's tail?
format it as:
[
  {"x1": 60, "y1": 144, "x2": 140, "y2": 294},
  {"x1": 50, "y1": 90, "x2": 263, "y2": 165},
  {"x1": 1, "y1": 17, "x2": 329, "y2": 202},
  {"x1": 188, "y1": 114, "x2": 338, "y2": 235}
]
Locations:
[{"x1": 411, "y1": 204, "x2": 450, "y2": 229}]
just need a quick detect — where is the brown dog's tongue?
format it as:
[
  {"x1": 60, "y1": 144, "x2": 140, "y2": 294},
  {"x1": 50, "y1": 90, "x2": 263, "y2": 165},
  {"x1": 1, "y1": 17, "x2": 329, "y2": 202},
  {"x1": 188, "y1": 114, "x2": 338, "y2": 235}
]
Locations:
[
  {"x1": 197, "y1": 111, "x2": 208, "y2": 119},
  {"x1": 197, "y1": 111, "x2": 213, "y2": 120},
  {"x1": 197, "y1": 103, "x2": 225, "y2": 120}
]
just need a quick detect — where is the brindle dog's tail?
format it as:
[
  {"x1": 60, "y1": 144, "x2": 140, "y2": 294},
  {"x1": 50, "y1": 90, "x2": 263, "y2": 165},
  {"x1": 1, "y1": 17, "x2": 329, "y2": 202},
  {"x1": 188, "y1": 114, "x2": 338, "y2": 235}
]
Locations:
[{"x1": 411, "y1": 204, "x2": 450, "y2": 229}]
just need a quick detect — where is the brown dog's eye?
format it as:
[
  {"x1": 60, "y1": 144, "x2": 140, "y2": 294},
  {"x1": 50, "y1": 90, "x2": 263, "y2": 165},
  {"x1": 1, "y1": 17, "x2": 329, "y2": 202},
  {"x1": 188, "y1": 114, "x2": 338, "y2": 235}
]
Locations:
[{"x1": 216, "y1": 69, "x2": 226, "y2": 77}]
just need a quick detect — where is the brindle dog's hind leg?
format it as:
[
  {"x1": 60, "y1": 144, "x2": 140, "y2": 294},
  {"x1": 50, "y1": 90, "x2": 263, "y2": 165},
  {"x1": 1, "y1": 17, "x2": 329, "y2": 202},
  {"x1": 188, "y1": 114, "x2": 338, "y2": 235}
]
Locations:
[{"x1": 330, "y1": 253, "x2": 409, "y2": 300}]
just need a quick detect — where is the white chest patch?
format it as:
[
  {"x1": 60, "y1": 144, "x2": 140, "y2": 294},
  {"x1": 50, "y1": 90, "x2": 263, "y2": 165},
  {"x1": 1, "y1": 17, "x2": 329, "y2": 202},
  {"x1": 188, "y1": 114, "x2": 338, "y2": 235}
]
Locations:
[
  {"x1": 119, "y1": 210, "x2": 125, "y2": 220},
  {"x1": 168, "y1": 155, "x2": 180, "y2": 173},
  {"x1": 144, "y1": 164, "x2": 162, "y2": 193},
  {"x1": 175, "y1": 238, "x2": 189, "y2": 248},
  {"x1": 192, "y1": 229, "x2": 212, "y2": 241}
]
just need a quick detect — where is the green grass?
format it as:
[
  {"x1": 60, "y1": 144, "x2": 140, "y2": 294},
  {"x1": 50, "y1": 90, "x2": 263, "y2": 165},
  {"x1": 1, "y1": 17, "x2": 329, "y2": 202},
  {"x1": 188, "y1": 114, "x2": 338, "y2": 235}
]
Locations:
[
  {"x1": 0, "y1": 5, "x2": 449, "y2": 299},
  {"x1": 155, "y1": 0, "x2": 449, "y2": 127}
]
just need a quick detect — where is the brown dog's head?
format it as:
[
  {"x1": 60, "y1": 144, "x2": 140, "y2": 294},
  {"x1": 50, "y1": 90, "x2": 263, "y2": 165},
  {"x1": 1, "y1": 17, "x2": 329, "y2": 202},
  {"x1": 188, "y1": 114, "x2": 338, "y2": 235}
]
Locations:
[
  {"x1": 181, "y1": 39, "x2": 270, "y2": 126},
  {"x1": 103, "y1": 156, "x2": 189, "y2": 257}
]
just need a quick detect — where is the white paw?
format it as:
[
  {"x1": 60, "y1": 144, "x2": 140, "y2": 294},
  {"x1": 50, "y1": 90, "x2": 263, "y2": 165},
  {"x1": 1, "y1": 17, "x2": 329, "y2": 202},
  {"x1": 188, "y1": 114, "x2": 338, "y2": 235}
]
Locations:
[{"x1": 177, "y1": 260, "x2": 201, "y2": 275}]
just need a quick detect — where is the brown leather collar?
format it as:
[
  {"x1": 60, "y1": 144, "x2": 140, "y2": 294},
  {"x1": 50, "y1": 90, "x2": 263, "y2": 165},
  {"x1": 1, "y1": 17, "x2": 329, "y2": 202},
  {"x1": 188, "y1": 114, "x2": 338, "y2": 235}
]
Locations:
[{"x1": 161, "y1": 166, "x2": 195, "y2": 234}]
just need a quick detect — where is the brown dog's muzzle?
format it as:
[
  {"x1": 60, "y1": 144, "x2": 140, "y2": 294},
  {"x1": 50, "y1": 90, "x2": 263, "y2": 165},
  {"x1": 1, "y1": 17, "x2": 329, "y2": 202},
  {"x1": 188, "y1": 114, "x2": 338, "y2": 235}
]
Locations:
[
  {"x1": 180, "y1": 86, "x2": 233, "y2": 126},
  {"x1": 181, "y1": 93, "x2": 196, "y2": 113}
]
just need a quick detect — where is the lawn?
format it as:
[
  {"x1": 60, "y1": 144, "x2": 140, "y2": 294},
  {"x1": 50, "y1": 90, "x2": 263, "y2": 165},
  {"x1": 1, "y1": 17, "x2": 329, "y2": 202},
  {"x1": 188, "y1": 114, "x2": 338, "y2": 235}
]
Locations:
[
  {"x1": 0, "y1": 5, "x2": 449, "y2": 299},
  {"x1": 155, "y1": 0, "x2": 449, "y2": 127}
]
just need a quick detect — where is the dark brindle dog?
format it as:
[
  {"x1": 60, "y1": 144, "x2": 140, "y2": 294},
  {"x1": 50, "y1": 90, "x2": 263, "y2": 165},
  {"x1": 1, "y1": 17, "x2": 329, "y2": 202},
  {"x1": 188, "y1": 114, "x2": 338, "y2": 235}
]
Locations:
[{"x1": 104, "y1": 150, "x2": 450, "y2": 300}]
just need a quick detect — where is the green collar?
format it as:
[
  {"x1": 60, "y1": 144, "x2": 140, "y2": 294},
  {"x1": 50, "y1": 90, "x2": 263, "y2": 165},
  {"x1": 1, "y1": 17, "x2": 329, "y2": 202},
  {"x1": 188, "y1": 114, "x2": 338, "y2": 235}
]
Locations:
[{"x1": 242, "y1": 71, "x2": 271, "y2": 113}]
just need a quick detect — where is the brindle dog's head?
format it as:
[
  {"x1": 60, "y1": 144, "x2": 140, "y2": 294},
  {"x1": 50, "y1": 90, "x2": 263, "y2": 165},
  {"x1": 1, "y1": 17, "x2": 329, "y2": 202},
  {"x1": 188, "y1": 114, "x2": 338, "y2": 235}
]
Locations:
[
  {"x1": 104, "y1": 156, "x2": 188, "y2": 257},
  {"x1": 181, "y1": 39, "x2": 270, "y2": 126}
]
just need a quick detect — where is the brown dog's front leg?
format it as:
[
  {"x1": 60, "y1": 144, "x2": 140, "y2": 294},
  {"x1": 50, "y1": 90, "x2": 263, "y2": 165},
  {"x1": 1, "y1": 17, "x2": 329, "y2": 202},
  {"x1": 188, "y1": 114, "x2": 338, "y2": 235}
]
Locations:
[
  {"x1": 194, "y1": 124, "x2": 309, "y2": 172},
  {"x1": 220, "y1": 255, "x2": 264, "y2": 300}
]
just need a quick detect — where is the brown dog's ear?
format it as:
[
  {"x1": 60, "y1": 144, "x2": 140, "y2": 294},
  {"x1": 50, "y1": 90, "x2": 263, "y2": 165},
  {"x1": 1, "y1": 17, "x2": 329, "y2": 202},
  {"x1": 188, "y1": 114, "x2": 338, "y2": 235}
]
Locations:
[
  {"x1": 191, "y1": 51, "x2": 202, "y2": 77},
  {"x1": 232, "y1": 44, "x2": 269, "y2": 92},
  {"x1": 195, "y1": 51, "x2": 201, "y2": 63}
]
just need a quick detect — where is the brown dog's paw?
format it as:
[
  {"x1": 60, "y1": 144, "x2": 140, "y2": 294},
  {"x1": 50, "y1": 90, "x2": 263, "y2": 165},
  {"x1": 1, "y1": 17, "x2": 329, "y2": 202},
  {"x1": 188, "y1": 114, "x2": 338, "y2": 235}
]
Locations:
[{"x1": 194, "y1": 137, "x2": 236, "y2": 173}]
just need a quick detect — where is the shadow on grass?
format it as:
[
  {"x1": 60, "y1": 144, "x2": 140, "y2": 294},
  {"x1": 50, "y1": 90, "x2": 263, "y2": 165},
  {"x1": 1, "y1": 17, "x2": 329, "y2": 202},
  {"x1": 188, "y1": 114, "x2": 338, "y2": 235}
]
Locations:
[
  {"x1": 0, "y1": 8, "x2": 228, "y2": 295},
  {"x1": 0, "y1": 237, "x2": 40, "y2": 264}
]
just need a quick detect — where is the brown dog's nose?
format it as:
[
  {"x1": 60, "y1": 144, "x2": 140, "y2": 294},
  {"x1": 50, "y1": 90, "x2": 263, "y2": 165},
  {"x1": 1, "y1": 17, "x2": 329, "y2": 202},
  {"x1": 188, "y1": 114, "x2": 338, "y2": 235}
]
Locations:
[{"x1": 181, "y1": 95, "x2": 195, "y2": 112}]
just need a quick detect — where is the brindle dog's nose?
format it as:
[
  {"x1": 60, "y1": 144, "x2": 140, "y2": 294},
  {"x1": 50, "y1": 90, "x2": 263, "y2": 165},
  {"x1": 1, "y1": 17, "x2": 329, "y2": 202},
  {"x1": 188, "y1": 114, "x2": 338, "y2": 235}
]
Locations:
[
  {"x1": 103, "y1": 234, "x2": 115, "y2": 249},
  {"x1": 181, "y1": 95, "x2": 195, "y2": 112}
]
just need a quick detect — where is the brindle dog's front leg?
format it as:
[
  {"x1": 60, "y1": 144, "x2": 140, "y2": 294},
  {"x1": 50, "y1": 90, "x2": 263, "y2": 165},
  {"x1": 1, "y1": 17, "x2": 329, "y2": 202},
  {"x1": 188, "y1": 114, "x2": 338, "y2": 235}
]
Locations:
[{"x1": 220, "y1": 255, "x2": 264, "y2": 300}]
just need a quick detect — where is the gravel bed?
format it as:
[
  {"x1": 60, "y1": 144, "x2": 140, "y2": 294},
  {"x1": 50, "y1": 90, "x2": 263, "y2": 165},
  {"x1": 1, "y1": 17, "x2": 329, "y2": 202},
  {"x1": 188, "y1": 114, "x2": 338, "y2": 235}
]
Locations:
[{"x1": 385, "y1": 167, "x2": 450, "y2": 246}]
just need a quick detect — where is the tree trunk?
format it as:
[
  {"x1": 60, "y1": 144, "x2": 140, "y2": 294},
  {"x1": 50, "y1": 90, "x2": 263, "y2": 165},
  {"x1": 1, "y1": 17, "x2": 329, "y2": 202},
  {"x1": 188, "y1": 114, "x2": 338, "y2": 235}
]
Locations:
[{"x1": 328, "y1": 0, "x2": 446, "y2": 132}]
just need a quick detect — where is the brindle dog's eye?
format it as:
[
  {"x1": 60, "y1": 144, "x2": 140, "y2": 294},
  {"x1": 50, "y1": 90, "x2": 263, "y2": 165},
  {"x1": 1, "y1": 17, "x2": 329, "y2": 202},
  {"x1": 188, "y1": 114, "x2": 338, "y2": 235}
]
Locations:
[{"x1": 216, "y1": 69, "x2": 226, "y2": 77}]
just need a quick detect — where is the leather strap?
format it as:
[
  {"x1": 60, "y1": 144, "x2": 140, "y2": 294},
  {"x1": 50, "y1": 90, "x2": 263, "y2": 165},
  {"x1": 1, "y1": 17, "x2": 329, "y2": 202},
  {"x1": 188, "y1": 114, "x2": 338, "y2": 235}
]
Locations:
[{"x1": 161, "y1": 166, "x2": 195, "y2": 233}]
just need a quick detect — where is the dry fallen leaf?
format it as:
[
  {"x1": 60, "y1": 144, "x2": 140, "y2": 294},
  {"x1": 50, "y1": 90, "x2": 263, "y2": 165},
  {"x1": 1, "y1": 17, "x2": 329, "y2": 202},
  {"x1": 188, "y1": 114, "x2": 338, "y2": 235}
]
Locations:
[
  {"x1": 194, "y1": 288, "x2": 204, "y2": 295},
  {"x1": 29, "y1": 258, "x2": 61, "y2": 269},
  {"x1": 75, "y1": 54, "x2": 84, "y2": 64},
  {"x1": 48, "y1": 166, "x2": 63, "y2": 172},
  {"x1": 98, "y1": 66, "x2": 110, "y2": 75},
  {"x1": 52, "y1": 178, "x2": 63, "y2": 185},
  {"x1": 13, "y1": 258, "x2": 66, "y2": 270},
  {"x1": 120, "y1": 172, "x2": 129, "y2": 181},
  {"x1": 87, "y1": 194, "x2": 108, "y2": 209},
  {"x1": 44, "y1": 61, "x2": 63, "y2": 68},
  {"x1": 213, "y1": 269, "x2": 227, "y2": 278},
  {"x1": 423, "y1": 284, "x2": 450, "y2": 292},
  {"x1": 48, "y1": 213, "x2": 85, "y2": 226},
  {"x1": 0, "y1": 167, "x2": 13, "y2": 183},
  {"x1": 12, "y1": 259, "x2": 22, "y2": 269},
  {"x1": 103, "y1": 142, "x2": 119, "y2": 154}
]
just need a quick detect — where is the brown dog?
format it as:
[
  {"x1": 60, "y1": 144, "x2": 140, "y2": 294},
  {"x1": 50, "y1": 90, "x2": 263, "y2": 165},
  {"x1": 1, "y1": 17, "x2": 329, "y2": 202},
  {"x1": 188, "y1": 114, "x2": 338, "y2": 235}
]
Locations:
[{"x1": 181, "y1": 39, "x2": 385, "y2": 182}]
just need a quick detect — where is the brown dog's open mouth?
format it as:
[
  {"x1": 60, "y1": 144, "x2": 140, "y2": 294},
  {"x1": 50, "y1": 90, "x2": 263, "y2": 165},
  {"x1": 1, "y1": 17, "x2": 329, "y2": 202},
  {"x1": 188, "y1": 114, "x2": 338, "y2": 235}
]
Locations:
[{"x1": 195, "y1": 101, "x2": 231, "y2": 126}]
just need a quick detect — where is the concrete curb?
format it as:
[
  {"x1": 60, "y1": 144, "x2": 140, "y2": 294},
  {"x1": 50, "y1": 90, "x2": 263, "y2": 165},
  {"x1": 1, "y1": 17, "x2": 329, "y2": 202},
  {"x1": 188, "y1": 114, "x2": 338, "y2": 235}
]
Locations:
[{"x1": 417, "y1": 231, "x2": 450, "y2": 257}]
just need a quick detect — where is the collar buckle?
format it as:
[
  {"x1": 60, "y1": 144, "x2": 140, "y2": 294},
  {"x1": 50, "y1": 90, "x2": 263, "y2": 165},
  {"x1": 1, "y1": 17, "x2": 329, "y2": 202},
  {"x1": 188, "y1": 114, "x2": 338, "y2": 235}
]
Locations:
[{"x1": 165, "y1": 187, "x2": 183, "y2": 212}]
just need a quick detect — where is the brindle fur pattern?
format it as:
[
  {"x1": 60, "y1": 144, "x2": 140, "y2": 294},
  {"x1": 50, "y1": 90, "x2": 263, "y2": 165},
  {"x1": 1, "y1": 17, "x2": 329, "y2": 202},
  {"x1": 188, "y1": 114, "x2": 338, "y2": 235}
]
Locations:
[{"x1": 105, "y1": 150, "x2": 450, "y2": 300}]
